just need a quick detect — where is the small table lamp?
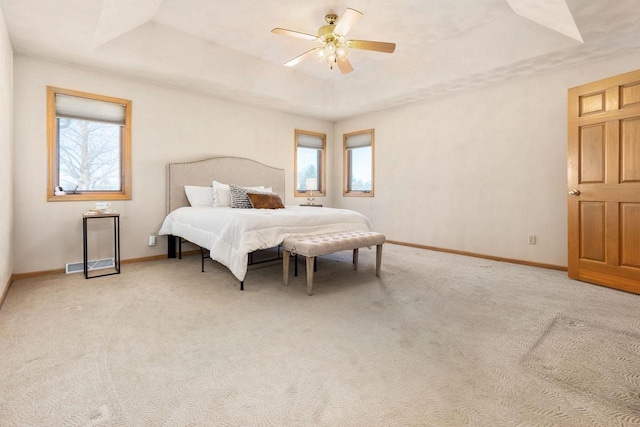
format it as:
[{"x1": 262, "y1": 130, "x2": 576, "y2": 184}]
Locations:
[{"x1": 306, "y1": 178, "x2": 318, "y2": 205}]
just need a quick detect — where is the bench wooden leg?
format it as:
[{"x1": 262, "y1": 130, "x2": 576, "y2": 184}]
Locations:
[
  {"x1": 376, "y1": 244, "x2": 383, "y2": 276},
  {"x1": 283, "y1": 250, "x2": 291, "y2": 286},
  {"x1": 306, "y1": 256, "x2": 315, "y2": 296},
  {"x1": 353, "y1": 248, "x2": 359, "y2": 270}
]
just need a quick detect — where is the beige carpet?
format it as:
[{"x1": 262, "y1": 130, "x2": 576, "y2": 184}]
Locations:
[{"x1": 1, "y1": 244, "x2": 639, "y2": 426}]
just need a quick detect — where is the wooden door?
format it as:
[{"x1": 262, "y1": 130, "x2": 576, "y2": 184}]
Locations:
[{"x1": 568, "y1": 69, "x2": 640, "y2": 294}]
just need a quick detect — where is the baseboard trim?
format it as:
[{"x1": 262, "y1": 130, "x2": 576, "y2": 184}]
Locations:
[
  {"x1": 121, "y1": 250, "x2": 199, "y2": 265},
  {"x1": 11, "y1": 250, "x2": 201, "y2": 282},
  {"x1": 5, "y1": 244, "x2": 565, "y2": 285},
  {"x1": 0, "y1": 274, "x2": 12, "y2": 310},
  {"x1": 11, "y1": 268, "x2": 66, "y2": 281},
  {"x1": 121, "y1": 254, "x2": 167, "y2": 265},
  {"x1": 386, "y1": 240, "x2": 568, "y2": 272}
]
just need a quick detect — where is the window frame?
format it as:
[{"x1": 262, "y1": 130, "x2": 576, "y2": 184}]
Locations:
[
  {"x1": 343, "y1": 129, "x2": 375, "y2": 197},
  {"x1": 47, "y1": 86, "x2": 132, "y2": 202},
  {"x1": 294, "y1": 129, "x2": 326, "y2": 198}
]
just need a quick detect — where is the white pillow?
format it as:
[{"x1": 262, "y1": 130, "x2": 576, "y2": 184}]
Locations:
[
  {"x1": 212, "y1": 181, "x2": 265, "y2": 207},
  {"x1": 184, "y1": 185, "x2": 213, "y2": 207}
]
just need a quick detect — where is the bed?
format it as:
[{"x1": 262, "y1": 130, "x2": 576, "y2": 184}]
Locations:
[{"x1": 158, "y1": 157, "x2": 371, "y2": 287}]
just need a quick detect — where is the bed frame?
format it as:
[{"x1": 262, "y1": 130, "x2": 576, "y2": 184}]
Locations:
[
  {"x1": 165, "y1": 156, "x2": 286, "y2": 289},
  {"x1": 166, "y1": 156, "x2": 286, "y2": 254}
]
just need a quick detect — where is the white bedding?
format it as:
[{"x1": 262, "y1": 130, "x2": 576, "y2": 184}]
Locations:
[{"x1": 158, "y1": 206, "x2": 371, "y2": 280}]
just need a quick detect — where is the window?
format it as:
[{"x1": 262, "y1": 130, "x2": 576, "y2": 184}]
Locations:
[
  {"x1": 344, "y1": 129, "x2": 374, "y2": 197},
  {"x1": 47, "y1": 86, "x2": 131, "y2": 201},
  {"x1": 294, "y1": 129, "x2": 326, "y2": 197}
]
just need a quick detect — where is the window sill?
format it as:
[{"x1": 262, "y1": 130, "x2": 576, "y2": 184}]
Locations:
[
  {"x1": 47, "y1": 192, "x2": 131, "y2": 202},
  {"x1": 343, "y1": 191, "x2": 374, "y2": 198},
  {"x1": 294, "y1": 193, "x2": 326, "y2": 198}
]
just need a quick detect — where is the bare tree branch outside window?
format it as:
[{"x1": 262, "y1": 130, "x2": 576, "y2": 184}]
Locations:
[{"x1": 58, "y1": 118, "x2": 121, "y2": 191}]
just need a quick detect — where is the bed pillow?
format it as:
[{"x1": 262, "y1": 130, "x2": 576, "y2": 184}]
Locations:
[
  {"x1": 229, "y1": 184, "x2": 254, "y2": 209},
  {"x1": 212, "y1": 181, "x2": 231, "y2": 207},
  {"x1": 184, "y1": 185, "x2": 213, "y2": 207},
  {"x1": 229, "y1": 184, "x2": 275, "y2": 209},
  {"x1": 247, "y1": 192, "x2": 285, "y2": 209},
  {"x1": 213, "y1": 181, "x2": 265, "y2": 207}
]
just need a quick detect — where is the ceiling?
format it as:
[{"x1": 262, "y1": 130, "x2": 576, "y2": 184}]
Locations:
[{"x1": 2, "y1": 0, "x2": 640, "y2": 121}]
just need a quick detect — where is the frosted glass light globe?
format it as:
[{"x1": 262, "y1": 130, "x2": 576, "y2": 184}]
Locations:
[
  {"x1": 336, "y1": 45, "x2": 349, "y2": 60},
  {"x1": 325, "y1": 42, "x2": 336, "y2": 54}
]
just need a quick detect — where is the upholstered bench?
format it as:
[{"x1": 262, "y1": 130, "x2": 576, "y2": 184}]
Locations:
[{"x1": 282, "y1": 230, "x2": 385, "y2": 295}]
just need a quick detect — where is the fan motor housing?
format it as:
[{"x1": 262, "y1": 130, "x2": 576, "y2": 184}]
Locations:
[{"x1": 318, "y1": 24, "x2": 337, "y2": 41}]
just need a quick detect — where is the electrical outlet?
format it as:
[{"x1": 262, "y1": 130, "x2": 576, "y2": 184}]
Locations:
[
  {"x1": 148, "y1": 234, "x2": 156, "y2": 246},
  {"x1": 528, "y1": 235, "x2": 536, "y2": 245}
]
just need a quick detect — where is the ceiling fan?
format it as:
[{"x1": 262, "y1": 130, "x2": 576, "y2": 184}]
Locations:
[{"x1": 271, "y1": 8, "x2": 396, "y2": 74}]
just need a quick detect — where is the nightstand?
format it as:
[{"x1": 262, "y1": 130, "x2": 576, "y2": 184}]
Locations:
[{"x1": 82, "y1": 211, "x2": 121, "y2": 279}]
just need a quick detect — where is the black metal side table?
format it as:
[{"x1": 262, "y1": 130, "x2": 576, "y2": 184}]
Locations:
[{"x1": 82, "y1": 211, "x2": 121, "y2": 279}]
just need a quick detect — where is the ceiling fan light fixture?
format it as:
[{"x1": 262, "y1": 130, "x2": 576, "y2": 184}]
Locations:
[{"x1": 315, "y1": 39, "x2": 348, "y2": 67}]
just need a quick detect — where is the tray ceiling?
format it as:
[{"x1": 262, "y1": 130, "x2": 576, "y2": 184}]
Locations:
[{"x1": 2, "y1": 0, "x2": 640, "y2": 120}]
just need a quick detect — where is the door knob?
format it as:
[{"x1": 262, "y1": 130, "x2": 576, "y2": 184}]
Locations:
[{"x1": 568, "y1": 189, "x2": 581, "y2": 196}]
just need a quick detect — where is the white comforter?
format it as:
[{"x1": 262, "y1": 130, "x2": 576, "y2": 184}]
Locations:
[{"x1": 158, "y1": 206, "x2": 371, "y2": 280}]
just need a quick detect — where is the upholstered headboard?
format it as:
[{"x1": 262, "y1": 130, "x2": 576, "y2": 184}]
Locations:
[{"x1": 166, "y1": 157, "x2": 286, "y2": 214}]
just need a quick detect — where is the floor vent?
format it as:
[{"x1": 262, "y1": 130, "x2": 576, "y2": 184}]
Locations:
[{"x1": 66, "y1": 258, "x2": 115, "y2": 274}]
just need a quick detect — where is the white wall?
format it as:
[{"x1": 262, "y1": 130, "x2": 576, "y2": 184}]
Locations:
[
  {"x1": 335, "y1": 51, "x2": 640, "y2": 268},
  {"x1": 0, "y1": 6, "x2": 13, "y2": 296},
  {"x1": 12, "y1": 50, "x2": 640, "y2": 274},
  {"x1": 12, "y1": 56, "x2": 333, "y2": 274}
]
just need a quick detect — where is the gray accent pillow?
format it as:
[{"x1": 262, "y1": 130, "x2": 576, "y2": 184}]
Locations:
[
  {"x1": 229, "y1": 184, "x2": 253, "y2": 209},
  {"x1": 229, "y1": 184, "x2": 275, "y2": 209}
]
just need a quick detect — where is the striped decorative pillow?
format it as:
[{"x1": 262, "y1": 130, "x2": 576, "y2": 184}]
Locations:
[{"x1": 229, "y1": 184, "x2": 274, "y2": 209}]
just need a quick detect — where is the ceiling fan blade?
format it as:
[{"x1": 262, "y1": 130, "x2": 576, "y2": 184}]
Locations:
[
  {"x1": 284, "y1": 48, "x2": 318, "y2": 67},
  {"x1": 334, "y1": 8, "x2": 363, "y2": 37},
  {"x1": 271, "y1": 28, "x2": 318, "y2": 41},
  {"x1": 337, "y1": 58, "x2": 354, "y2": 74},
  {"x1": 348, "y1": 40, "x2": 396, "y2": 53}
]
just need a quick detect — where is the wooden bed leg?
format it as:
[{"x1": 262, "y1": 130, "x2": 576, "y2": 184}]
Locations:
[
  {"x1": 306, "y1": 256, "x2": 315, "y2": 296},
  {"x1": 283, "y1": 250, "x2": 291, "y2": 286},
  {"x1": 376, "y1": 244, "x2": 383, "y2": 277},
  {"x1": 240, "y1": 281, "x2": 244, "y2": 291},
  {"x1": 353, "y1": 248, "x2": 359, "y2": 270}
]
